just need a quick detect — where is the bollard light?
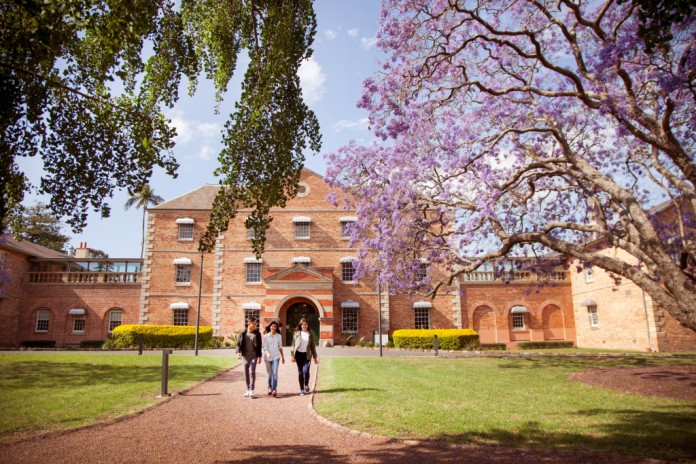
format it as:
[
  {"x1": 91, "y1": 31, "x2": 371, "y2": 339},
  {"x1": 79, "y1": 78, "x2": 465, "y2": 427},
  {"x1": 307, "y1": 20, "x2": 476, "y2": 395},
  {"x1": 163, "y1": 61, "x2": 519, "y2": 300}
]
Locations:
[{"x1": 159, "y1": 349, "x2": 173, "y2": 397}]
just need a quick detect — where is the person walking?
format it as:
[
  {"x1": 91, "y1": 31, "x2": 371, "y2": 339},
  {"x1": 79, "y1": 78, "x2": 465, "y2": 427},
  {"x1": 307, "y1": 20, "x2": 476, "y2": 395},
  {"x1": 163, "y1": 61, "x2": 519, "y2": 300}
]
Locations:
[
  {"x1": 236, "y1": 317, "x2": 262, "y2": 398},
  {"x1": 290, "y1": 318, "x2": 318, "y2": 396},
  {"x1": 262, "y1": 320, "x2": 285, "y2": 397}
]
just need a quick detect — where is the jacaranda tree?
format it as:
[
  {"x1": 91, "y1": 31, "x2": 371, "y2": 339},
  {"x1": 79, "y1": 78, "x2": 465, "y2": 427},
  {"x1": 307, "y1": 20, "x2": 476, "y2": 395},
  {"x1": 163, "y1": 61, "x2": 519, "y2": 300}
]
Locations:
[
  {"x1": 1, "y1": 0, "x2": 320, "y2": 256},
  {"x1": 326, "y1": 0, "x2": 696, "y2": 330}
]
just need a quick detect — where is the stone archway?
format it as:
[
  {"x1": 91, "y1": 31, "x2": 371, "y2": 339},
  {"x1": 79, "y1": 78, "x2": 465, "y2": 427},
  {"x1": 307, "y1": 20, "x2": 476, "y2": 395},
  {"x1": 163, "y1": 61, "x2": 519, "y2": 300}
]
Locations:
[{"x1": 285, "y1": 301, "x2": 320, "y2": 345}]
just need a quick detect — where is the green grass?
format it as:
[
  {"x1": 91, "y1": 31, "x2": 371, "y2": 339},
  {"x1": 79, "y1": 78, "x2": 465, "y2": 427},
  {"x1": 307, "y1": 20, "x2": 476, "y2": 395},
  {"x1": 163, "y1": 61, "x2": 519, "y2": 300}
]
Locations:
[
  {"x1": 0, "y1": 353, "x2": 234, "y2": 441},
  {"x1": 315, "y1": 356, "x2": 696, "y2": 461}
]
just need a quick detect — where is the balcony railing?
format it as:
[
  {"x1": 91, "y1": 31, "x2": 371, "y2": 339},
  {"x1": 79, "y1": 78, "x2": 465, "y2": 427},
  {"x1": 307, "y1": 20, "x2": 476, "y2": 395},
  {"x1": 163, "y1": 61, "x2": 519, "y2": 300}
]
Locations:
[
  {"x1": 27, "y1": 272, "x2": 140, "y2": 284},
  {"x1": 461, "y1": 270, "x2": 568, "y2": 283}
]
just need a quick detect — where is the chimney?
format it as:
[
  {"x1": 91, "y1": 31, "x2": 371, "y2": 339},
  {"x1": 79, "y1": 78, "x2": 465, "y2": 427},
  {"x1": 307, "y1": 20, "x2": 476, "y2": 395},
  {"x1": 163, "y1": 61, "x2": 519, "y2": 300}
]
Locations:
[{"x1": 74, "y1": 242, "x2": 89, "y2": 259}]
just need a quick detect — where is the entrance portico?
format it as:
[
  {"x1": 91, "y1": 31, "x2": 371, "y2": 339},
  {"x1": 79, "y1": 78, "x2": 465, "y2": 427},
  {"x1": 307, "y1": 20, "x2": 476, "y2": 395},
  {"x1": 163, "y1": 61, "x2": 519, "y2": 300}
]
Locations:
[{"x1": 262, "y1": 264, "x2": 335, "y2": 346}]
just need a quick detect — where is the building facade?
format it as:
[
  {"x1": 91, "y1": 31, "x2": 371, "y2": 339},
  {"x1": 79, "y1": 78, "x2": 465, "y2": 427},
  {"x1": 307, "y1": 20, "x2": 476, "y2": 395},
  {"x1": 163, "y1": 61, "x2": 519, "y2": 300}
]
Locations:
[
  {"x1": 1, "y1": 235, "x2": 141, "y2": 346},
  {"x1": 3, "y1": 170, "x2": 694, "y2": 351}
]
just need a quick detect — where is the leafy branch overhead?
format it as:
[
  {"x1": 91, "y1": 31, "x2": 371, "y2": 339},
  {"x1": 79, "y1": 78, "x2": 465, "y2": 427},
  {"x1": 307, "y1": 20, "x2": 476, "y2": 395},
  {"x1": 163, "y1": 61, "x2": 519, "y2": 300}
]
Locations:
[{"x1": 0, "y1": 0, "x2": 321, "y2": 257}]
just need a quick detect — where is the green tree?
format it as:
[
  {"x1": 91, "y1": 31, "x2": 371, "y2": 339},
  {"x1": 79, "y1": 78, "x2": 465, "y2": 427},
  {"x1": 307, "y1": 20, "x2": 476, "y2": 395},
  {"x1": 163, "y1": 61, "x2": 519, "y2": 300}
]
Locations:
[
  {"x1": 1, "y1": 0, "x2": 321, "y2": 255},
  {"x1": 12, "y1": 203, "x2": 70, "y2": 253},
  {"x1": 125, "y1": 184, "x2": 164, "y2": 259}
]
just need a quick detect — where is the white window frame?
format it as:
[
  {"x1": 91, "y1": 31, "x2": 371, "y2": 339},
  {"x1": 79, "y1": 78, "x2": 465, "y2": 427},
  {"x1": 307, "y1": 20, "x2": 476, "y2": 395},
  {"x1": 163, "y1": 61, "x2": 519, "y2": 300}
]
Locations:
[
  {"x1": 584, "y1": 267, "x2": 594, "y2": 283},
  {"x1": 178, "y1": 223, "x2": 194, "y2": 241},
  {"x1": 173, "y1": 308, "x2": 188, "y2": 326},
  {"x1": 342, "y1": 307, "x2": 359, "y2": 333},
  {"x1": 341, "y1": 261, "x2": 356, "y2": 283},
  {"x1": 246, "y1": 262, "x2": 262, "y2": 284},
  {"x1": 72, "y1": 315, "x2": 86, "y2": 333},
  {"x1": 415, "y1": 261, "x2": 428, "y2": 283},
  {"x1": 247, "y1": 227, "x2": 255, "y2": 240},
  {"x1": 414, "y1": 308, "x2": 430, "y2": 329},
  {"x1": 244, "y1": 308, "x2": 261, "y2": 324},
  {"x1": 512, "y1": 312, "x2": 526, "y2": 330},
  {"x1": 35, "y1": 309, "x2": 50, "y2": 332},
  {"x1": 294, "y1": 221, "x2": 311, "y2": 239},
  {"x1": 108, "y1": 310, "x2": 123, "y2": 332},
  {"x1": 588, "y1": 305, "x2": 599, "y2": 328},
  {"x1": 175, "y1": 264, "x2": 192, "y2": 284}
]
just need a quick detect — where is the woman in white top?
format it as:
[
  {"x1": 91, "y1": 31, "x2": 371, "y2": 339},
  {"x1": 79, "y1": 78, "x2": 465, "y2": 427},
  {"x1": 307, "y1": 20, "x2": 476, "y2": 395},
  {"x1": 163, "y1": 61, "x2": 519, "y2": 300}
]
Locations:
[
  {"x1": 262, "y1": 320, "x2": 285, "y2": 397},
  {"x1": 290, "y1": 318, "x2": 318, "y2": 395}
]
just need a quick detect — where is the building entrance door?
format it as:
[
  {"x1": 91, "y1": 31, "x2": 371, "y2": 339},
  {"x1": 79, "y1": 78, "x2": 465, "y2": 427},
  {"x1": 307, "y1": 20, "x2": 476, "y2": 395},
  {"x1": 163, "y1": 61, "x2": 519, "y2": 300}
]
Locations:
[{"x1": 285, "y1": 302, "x2": 319, "y2": 346}]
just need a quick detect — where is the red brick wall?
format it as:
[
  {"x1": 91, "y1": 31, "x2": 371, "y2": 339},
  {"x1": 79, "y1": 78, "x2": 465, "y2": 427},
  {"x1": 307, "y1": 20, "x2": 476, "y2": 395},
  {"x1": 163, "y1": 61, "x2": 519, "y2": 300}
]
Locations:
[
  {"x1": 16, "y1": 283, "x2": 140, "y2": 346},
  {"x1": 461, "y1": 280, "x2": 575, "y2": 347},
  {"x1": 0, "y1": 249, "x2": 28, "y2": 346}
]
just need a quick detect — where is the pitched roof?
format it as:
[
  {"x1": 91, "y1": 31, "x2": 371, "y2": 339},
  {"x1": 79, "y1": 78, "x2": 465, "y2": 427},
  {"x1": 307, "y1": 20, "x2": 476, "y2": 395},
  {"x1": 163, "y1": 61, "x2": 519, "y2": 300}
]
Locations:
[
  {"x1": 0, "y1": 234, "x2": 68, "y2": 258},
  {"x1": 150, "y1": 185, "x2": 221, "y2": 211},
  {"x1": 150, "y1": 168, "x2": 326, "y2": 211}
]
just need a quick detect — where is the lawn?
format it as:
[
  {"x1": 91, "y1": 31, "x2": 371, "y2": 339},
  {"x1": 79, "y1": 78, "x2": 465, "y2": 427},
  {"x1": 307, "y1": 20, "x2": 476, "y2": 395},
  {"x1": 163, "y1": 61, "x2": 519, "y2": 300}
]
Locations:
[
  {"x1": 0, "y1": 353, "x2": 235, "y2": 441},
  {"x1": 315, "y1": 356, "x2": 696, "y2": 461}
]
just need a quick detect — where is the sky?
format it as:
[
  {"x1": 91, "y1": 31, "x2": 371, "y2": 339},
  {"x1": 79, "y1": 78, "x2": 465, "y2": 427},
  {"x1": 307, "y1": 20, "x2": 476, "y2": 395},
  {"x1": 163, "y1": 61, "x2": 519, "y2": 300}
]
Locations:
[{"x1": 23, "y1": 1, "x2": 384, "y2": 258}]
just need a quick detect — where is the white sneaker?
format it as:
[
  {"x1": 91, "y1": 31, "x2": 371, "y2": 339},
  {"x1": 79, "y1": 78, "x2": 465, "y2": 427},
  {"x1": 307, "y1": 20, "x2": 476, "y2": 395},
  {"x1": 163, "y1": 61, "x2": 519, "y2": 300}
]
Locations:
[
  {"x1": 244, "y1": 389, "x2": 250, "y2": 397},
  {"x1": 248, "y1": 390, "x2": 254, "y2": 398}
]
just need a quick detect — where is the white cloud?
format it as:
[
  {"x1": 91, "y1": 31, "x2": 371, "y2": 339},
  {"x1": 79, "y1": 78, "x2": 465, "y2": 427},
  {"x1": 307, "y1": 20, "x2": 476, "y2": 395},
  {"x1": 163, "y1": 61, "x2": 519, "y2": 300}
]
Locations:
[
  {"x1": 196, "y1": 145, "x2": 215, "y2": 161},
  {"x1": 324, "y1": 29, "x2": 337, "y2": 40},
  {"x1": 168, "y1": 111, "x2": 222, "y2": 144},
  {"x1": 361, "y1": 37, "x2": 377, "y2": 49},
  {"x1": 333, "y1": 118, "x2": 369, "y2": 132},
  {"x1": 348, "y1": 28, "x2": 359, "y2": 38},
  {"x1": 298, "y1": 57, "x2": 326, "y2": 104}
]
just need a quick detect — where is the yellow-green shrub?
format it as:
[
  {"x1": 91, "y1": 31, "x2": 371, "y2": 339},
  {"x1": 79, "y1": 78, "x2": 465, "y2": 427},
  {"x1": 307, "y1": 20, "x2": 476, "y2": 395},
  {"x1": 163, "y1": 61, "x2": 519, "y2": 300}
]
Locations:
[
  {"x1": 392, "y1": 329, "x2": 480, "y2": 350},
  {"x1": 111, "y1": 325, "x2": 213, "y2": 349}
]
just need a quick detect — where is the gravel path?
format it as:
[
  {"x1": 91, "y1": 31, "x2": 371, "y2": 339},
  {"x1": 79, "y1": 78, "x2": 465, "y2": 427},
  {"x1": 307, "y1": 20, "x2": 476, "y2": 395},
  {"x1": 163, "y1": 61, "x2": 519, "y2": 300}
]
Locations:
[{"x1": 0, "y1": 356, "x2": 665, "y2": 464}]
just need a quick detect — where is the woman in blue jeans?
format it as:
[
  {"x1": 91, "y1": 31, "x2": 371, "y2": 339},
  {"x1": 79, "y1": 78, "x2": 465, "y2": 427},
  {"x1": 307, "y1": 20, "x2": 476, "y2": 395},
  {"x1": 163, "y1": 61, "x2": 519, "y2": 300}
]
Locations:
[
  {"x1": 262, "y1": 320, "x2": 285, "y2": 397},
  {"x1": 290, "y1": 318, "x2": 318, "y2": 395}
]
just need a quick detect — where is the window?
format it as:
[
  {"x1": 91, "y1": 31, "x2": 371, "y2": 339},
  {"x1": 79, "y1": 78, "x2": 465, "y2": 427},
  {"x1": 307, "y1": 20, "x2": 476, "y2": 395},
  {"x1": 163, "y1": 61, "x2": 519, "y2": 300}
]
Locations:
[
  {"x1": 246, "y1": 263, "x2": 262, "y2": 283},
  {"x1": 0, "y1": 250, "x2": 6, "y2": 272},
  {"x1": 415, "y1": 261, "x2": 428, "y2": 282},
  {"x1": 35, "y1": 309, "x2": 50, "y2": 332},
  {"x1": 247, "y1": 227, "x2": 255, "y2": 240},
  {"x1": 297, "y1": 182, "x2": 310, "y2": 197},
  {"x1": 341, "y1": 261, "x2": 356, "y2": 282},
  {"x1": 584, "y1": 267, "x2": 594, "y2": 283},
  {"x1": 173, "y1": 308, "x2": 188, "y2": 325},
  {"x1": 512, "y1": 313, "x2": 525, "y2": 329},
  {"x1": 108, "y1": 310, "x2": 123, "y2": 332},
  {"x1": 342, "y1": 307, "x2": 359, "y2": 333},
  {"x1": 414, "y1": 308, "x2": 430, "y2": 329},
  {"x1": 244, "y1": 308, "x2": 260, "y2": 324},
  {"x1": 294, "y1": 221, "x2": 310, "y2": 239},
  {"x1": 178, "y1": 223, "x2": 194, "y2": 240},
  {"x1": 588, "y1": 305, "x2": 599, "y2": 327},
  {"x1": 72, "y1": 316, "x2": 86, "y2": 333},
  {"x1": 176, "y1": 264, "x2": 192, "y2": 283}
]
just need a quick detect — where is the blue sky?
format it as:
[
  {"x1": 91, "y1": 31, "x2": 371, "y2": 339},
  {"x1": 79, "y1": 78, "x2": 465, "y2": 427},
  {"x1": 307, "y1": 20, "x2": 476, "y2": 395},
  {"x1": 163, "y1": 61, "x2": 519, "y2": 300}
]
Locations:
[{"x1": 26, "y1": 1, "x2": 383, "y2": 258}]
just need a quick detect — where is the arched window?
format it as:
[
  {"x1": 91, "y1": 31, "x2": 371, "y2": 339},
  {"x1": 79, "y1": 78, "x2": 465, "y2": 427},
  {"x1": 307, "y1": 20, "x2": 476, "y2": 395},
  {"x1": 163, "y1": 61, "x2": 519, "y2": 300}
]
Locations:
[{"x1": 108, "y1": 309, "x2": 123, "y2": 332}]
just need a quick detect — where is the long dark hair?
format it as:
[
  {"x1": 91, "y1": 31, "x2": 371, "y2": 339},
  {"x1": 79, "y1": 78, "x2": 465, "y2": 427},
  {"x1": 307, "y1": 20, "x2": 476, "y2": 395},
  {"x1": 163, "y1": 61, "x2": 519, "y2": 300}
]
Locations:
[
  {"x1": 264, "y1": 320, "x2": 281, "y2": 335},
  {"x1": 295, "y1": 317, "x2": 309, "y2": 332}
]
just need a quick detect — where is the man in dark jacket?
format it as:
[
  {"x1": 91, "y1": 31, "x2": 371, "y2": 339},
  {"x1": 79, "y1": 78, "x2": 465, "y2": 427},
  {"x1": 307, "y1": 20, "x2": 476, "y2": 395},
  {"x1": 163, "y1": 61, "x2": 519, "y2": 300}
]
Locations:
[{"x1": 236, "y1": 317, "x2": 262, "y2": 398}]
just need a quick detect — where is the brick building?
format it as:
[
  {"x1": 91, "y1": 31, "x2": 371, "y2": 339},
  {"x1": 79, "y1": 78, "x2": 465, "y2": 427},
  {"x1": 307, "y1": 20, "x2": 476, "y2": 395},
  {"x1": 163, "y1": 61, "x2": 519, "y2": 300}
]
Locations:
[
  {"x1": 0, "y1": 234, "x2": 141, "y2": 347},
  {"x1": 4, "y1": 170, "x2": 694, "y2": 351}
]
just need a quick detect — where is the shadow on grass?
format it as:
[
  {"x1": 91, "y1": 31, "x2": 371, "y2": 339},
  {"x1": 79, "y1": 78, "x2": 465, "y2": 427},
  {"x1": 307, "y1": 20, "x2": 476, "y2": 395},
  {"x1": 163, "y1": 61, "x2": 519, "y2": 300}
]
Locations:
[
  {"x1": 423, "y1": 404, "x2": 696, "y2": 462},
  {"x1": 494, "y1": 356, "x2": 694, "y2": 371},
  {"x1": 0, "y1": 362, "x2": 225, "y2": 389},
  {"x1": 317, "y1": 387, "x2": 381, "y2": 394}
]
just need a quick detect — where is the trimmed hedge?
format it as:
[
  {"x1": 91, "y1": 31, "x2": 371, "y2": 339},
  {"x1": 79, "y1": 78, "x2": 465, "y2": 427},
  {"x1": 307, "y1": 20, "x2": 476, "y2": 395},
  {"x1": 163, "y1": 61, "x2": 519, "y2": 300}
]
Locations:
[
  {"x1": 111, "y1": 324, "x2": 213, "y2": 349},
  {"x1": 479, "y1": 343, "x2": 507, "y2": 351},
  {"x1": 393, "y1": 329, "x2": 480, "y2": 350},
  {"x1": 517, "y1": 340, "x2": 574, "y2": 350},
  {"x1": 20, "y1": 340, "x2": 56, "y2": 348}
]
